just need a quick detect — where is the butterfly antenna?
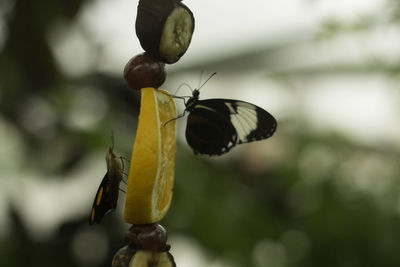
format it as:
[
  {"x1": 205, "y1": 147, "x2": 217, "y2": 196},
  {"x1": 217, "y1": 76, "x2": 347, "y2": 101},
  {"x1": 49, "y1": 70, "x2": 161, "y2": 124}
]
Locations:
[
  {"x1": 110, "y1": 131, "x2": 115, "y2": 150},
  {"x1": 198, "y1": 70, "x2": 204, "y2": 89},
  {"x1": 173, "y1": 82, "x2": 193, "y2": 96},
  {"x1": 198, "y1": 72, "x2": 216, "y2": 91}
]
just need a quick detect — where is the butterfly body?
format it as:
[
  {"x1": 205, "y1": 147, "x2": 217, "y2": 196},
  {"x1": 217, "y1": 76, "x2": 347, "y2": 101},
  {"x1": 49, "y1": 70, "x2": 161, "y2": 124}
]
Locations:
[
  {"x1": 89, "y1": 147, "x2": 124, "y2": 225},
  {"x1": 183, "y1": 89, "x2": 277, "y2": 156}
]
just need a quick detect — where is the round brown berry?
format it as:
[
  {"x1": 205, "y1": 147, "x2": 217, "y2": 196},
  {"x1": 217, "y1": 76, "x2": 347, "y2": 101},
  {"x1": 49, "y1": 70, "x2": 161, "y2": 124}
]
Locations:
[
  {"x1": 124, "y1": 52, "x2": 166, "y2": 91},
  {"x1": 125, "y1": 223, "x2": 169, "y2": 252}
]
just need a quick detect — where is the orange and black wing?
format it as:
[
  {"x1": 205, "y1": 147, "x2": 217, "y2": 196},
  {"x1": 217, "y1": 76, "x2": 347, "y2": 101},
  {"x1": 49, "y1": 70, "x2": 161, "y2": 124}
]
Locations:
[{"x1": 89, "y1": 173, "x2": 114, "y2": 225}]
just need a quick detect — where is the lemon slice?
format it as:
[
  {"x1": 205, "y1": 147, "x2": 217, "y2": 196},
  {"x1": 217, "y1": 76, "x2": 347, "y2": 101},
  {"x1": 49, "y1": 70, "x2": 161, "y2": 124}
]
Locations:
[{"x1": 124, "y1": 87, "x2": 177, "y2": 224}]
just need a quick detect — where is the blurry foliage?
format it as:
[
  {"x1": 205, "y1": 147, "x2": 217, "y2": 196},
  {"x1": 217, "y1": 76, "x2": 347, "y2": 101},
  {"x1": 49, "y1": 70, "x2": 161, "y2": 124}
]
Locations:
[
  {"x1": 316, "y1": 15, "x2": 376, "y2": 40},
  {"x1": 1, "y1": 0, "x2": 400, "y2": 267},
  {"x1": 0, "y1": 0, "x2": 139, "y2": 175},
  {"x1": 167, "y1": 131, "x2": 400, "y2": 267},
  {"x1": 390, "y1": 0, "x2": 400, "y2": 22}
]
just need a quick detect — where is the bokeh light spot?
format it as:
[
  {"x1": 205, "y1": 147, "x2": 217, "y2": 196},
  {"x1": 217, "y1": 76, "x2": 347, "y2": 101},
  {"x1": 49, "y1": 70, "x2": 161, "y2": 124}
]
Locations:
[
  {"x1": 71, "y1": 228, "x2": 109, "y2": 266},
  {"x1": 252, "y1": 239, "x2": 287, "y2": 267}
]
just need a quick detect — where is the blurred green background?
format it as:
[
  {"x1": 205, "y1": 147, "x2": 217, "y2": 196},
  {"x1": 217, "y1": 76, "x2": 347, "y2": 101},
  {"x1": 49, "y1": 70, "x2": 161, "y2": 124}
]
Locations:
[{"x1": 1, "y1": 0, "x2": 400, "y2": 266}]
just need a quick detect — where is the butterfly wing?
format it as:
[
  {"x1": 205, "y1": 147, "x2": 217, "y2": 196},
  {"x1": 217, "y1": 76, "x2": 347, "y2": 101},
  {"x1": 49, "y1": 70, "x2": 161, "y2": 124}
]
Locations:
[
  {"x1": 106, "y1": 148, "x2": 123, "y2": 208},
  {"x1": 89, "y1": 173, "x2": 115, "y2": 225},
  {"x1": 186, "y1": 99, "x2": 276, "y2": 156},
  {"x1": 186, "y1": 99, "x2": 237, "y2": 155},
  {"x1": 222, "y1": 99, "x2": 277, "y2": 144},
  {"x1": 89, "y1": 147, "x2": 124, "y2": 225}
]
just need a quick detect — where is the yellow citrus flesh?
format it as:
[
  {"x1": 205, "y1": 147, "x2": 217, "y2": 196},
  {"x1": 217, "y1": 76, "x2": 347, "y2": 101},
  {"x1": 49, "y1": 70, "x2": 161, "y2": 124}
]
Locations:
[{"x1": 124, "y1": 87, "x2": 177, "y2": 224}]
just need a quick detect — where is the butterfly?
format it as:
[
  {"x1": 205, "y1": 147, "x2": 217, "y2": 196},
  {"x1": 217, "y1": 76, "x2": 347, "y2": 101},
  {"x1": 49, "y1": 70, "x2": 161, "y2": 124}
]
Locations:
[
  {"x1": 172, "y1": 73, "x2": 277, "y2": 156},
  {"x1": 89, "y1": 145, "x2": 124, "y2": 225}
]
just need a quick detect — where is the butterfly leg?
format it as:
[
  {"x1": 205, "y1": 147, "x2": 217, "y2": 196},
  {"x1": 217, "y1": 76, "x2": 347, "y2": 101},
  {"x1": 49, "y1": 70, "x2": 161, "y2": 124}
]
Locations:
[
  {"x1": 118, "y1": 156, "x2": 129, "y2": 184},
  {"x1": 119, "y1": 156, "x2": 130, "y2": 169},
  {"x1": 168, "y1": 95, "x2": 185, "y2": 105},
  {"x1": 163, "y1": 110, "x2": 187, "y2": 126},
  {"x1": 120, "y1": 156, "x2": 130, "y2": 162},
  {"x1": 119, "y1": 188, "x2": 126, "y2": 194},
  {"x1": 171, "y1": 95, "x2": 191, "y2": 105}
]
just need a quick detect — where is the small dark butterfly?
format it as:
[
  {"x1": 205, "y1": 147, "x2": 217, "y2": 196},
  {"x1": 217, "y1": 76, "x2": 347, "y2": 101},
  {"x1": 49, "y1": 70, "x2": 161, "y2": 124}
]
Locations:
[
  {"x1": 172, "y1": 73, "x2": 277, "y2": 156},
  {"x1": 89, "y1": 146, "x2": 124, "y2": 225}
]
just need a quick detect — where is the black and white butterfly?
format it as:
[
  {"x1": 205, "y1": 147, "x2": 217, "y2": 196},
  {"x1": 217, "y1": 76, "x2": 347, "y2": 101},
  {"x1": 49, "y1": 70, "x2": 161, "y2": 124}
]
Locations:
[
  {"x1": 89, "y1": 144, "x2": 124, "y2": 225},
  {"x1": 172, "y1": 73, "x2": 277, "y2": 156}
]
